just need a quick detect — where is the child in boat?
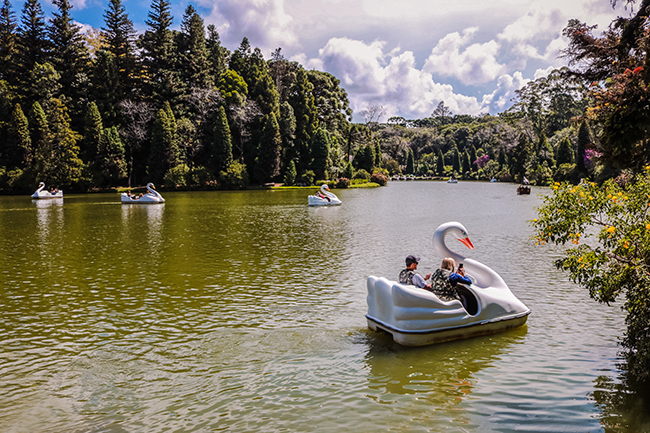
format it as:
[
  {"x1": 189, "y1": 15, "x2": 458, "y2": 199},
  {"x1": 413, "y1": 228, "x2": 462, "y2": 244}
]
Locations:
[{"x1": 427, "y1": 257, "x2": 471, "y2": 301}]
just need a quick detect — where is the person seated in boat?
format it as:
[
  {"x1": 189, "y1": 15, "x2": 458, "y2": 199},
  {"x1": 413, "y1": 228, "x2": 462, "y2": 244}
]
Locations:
[
  {"x1": 427, "y1": 257, "x2": 472, "y2": 302},
  {"x1": 316, "y1": 190, "x2": 330, "y2": 202},
  {"x1": 398, "y1": 255, "x2": 432, "y2": 289},
  {"x1": 522, "y1": 176, "x2": 529, "y2": 185}
]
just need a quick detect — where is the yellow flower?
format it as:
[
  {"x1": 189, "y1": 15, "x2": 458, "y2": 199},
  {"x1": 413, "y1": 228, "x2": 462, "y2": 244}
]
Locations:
[
  {"x1": 646, "y1": 223, "x2": 650, "y2": 230},
  {"x1": 607, "y1": 226, "x2": 615, "y2": 233}
]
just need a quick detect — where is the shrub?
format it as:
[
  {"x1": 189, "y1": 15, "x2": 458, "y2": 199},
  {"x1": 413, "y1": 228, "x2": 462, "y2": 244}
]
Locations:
[
  {"x1": 284, "y1": 160, "x2": 297, "y2": 186},
  {"x1": 553, "y1": 163, "x2": 579, "y2": 184},
  {"x1": 352, "y1": 169, "x2": 370, "y2": 181},
  {"x1": 370, "y1": 172, "x2": 388, "y2": 186},
  {"x1": 336, "y1": 177, "x2": 350, "y2": 188},
  {"x1": 219, "y1": 162, "x2": 249, "y2": 189},
  {"x1": 300, "y1": 170, "x2": 315, "y2": 186},
  {"x1": 163, "y1": 164, "x2": 190, "y2": 189}
]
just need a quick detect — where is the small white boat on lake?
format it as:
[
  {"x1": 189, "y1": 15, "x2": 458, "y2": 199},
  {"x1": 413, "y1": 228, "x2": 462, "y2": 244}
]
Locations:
[
  {"x1": 308, "y1": 184, "x2": 341, "y2": 206},
  {"x1": 31, "y1": 182, "x2": 63, "y2": 199},
  {"x1": 366, "y1": 221, "x2": 530, "y2": 346},
  {"x1": 121, "y1": 183, "x2": 165, "y2": 204},
  {"x1": 447, "y1": 177, "x2": 458, "y2": 183}
]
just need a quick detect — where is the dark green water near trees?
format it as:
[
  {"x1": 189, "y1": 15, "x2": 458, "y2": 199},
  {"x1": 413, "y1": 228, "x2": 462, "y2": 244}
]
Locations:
[{"x1": 0, "y1": 181, "x2": 646, "y2": 432}]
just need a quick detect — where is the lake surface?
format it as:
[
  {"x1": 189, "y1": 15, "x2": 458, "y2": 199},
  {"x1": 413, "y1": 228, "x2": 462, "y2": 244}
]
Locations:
[{"x1": 0, "y1": 181, "x2": 643, "y2": 432}]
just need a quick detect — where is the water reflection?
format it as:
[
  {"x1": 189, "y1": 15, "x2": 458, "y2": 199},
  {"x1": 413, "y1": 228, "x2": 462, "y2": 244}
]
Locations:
[
  {"x1": 363, "y1": 327, "x2": 527, "y2": 404},
  {"x1": 120, "y1": 204, "x2": 164, "y2": 253}
]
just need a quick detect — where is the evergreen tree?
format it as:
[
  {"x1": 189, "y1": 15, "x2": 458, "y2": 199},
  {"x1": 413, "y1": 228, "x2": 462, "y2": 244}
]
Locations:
[
  {"x1": 98, "y1": 126, "x2": 126, "y2": 185},
  {"x1": 83, "y1": 101, "x2": 103, "y2": 162},
  {"x1": 90, "y1": 50, "x2": 120, "y2": 126},
  {"x1": 374, "y1": 140, "x2": 382, "y2": 168},
  {"x1": 47, "y1": 98, "x2": 83, "y2": 185},
  {"x1": 310, "y1": 127, "x2": 330, "y2": 181},
  {"x1": 355, "y1": 143, "x2": 375, "y2": 173},
  {"x1": 436, "y1": 149, "x2": 444, "y2": 175},
  {"x1": 283, "y1": 159, "x2": 296, "y2": 186},
  {"x1": 556, "y1": 137, "x2": 574, "y2": 165},
  {"x1": 211, "y1": 105, "x2": 232, "y2": 173},
  {"x1": 289, "y1": 67, "x2": 318, "y2": 173},
  {"x1": 279, "y1": 101, "x2": 296, "y2": 174},
  {"x1": 469, "y1": 145, "x2": 477, "y2": 170},
  {"x1": 27, "y1": 62, "x2": 61, "y2": 104},
  {"x1": 229, "y1": 37, "x2": 251, "y2": 82},
  {"x1": 138, "y1": 0, "x2": 177, "y2": 105},
  {"x1": 6, "y1": 103, "x2": 31, "y2": 168},
  {"x1": 18, "y1": 0, "x2": 50, "y2": 85},
  {"x1": 577, "y1": 120, "x2": 591, "y2": 174},
  {"x1": 29, "y1": 100, "x2": 50, "y2": 179},
  {"x1": 0, "y1": 0, "x2": 19, "y2": 84},
  {"x1": 405, "y1": 148, "x2": 414, "y2": 174},
  {"x1": 537, "y1": 132, "x2": 555, "y2": 167},
  {"x1": 178, "y1": 5, "x2": 210, "y2": 89},
  {"x1": 48, "y1": 0, "x2": 89, "y2": 99},
  {"x1": 148, "y1": 105, "x2": 180, "y2": 183},
  {"x1": 257, "y1": 112, "x2": 282, "y2": 182},
  {"x1": 452, "y1": 148, "x2": 460, "y2": 173},
  {"x1": 101, "y1": 0, "x2": 137, "y2": 100},
  {"x1": 462, "y1": 150, "x2": 471, "y2": 174},
  {"x1": 206, "y1": 24, "x2": 228, "y2": 81},
  {"x1": 308, "y1": 70, "x2": 352, "y2": 139},
  {"x1": 512, "y1": 133, "x2": 533, "y2": 182}
]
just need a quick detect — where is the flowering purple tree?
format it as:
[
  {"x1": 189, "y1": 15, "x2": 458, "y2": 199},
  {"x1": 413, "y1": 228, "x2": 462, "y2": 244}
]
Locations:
[{"x1": 474, "y1": 154, "x2": 490, "y2": 169}]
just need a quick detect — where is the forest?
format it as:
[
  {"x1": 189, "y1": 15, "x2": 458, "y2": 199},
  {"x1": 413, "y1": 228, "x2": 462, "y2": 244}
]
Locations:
[{"x1": 0, "y1": 0, "x2": 627, "y2": 193}]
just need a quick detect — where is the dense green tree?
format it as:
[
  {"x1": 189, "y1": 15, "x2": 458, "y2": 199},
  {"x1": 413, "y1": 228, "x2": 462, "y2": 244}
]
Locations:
[
  {"x1": 405, "y1": 148, "x2": 414, "y2": 174},
  {"x1": 29, "y1": 100, "x2": 50, "y2": 180},
  {"x1": 452, "y1": 148, "x2": 460, "y2": 173},
  {"x1": 436, "y1": 149, "x2": 444, "y2": 175},
  {"x1": 90, "y1": 50, "x2": 120, "y2": 126},
  {"x1": 577, "y1": 120, "x2": 591, "y2": 174},
  {"x1": 6, "y1": 103, "x2": 31, "y2": 168},
  {"x1": 556, "y1": 137, "x2": 574, "y2": 165},
  {"x1": 462, "y1": 150, "x2": 471, "y2": 174},
  {"x1": 101, "y1": 0, "x2": 137, "y2": 100},
  {"x1": 206, "y1": 24, "x2": 228, "y2": 80},
  {"x1": 283, "y1": 159, "x2": 296, "y2": 185},
  {"x1": 83, "y1": 101, "x2": 103, "y2": 162},
  {"x1": 355, "y1": 143, "x2": 375, "y2": 174},
  {"x1": 0, "y1": 0, "x2": 18, "y2": 84},
  {"x1": 211, "y1": 105, "x2": 232, "y2": 173},
  {"x1": 138, "y1": 0, "x2": 177, "y2": 105},
  {"x1": 257, "y1": 112, "x2": 282, "y2": 182},
  {"x1": 98, "y1": 126, "x2": 126, "y2": 185},
  {"x1": 512, "y1": 133, "x2": 533, "y2": 182},
  {"x1": 178, "y1": 5, "x2": 210, "y2": 90},
  {"x1": 48, "y1": 0, "x2": 89, "y2": 99},
  {"x1": 537, "y1": 133, "x2": 555, "y2": 167},
  {"x1": 18, "y1": 0, "x2": 49, "y2": 80},
  {"x1": 279, "y1": 101, "x2": 296, "y2": 173},
  {"x1": 47, "y1": 98, "x2": 83, "y2": 186},
  {"x1": 148, "y1": 104, "x2": 180, "y2": 183},
  {"x1": 307, "y1": 70, "x2": 352, "y2": 139},
  {"x1": 310, "y1": 127, "x2": 330, "y2": 180},
  {"x1": 218, "y1": 69, "x2": 248, "y2": 107},
  {"x1": 27, "y1": 62, "x2": 61, "y2": 104},
  {"x1": 289, "y1": 68, "x2": 319, "y2": 173},
  {"x1": 229, "y1": 37, "x2": 251, "y2": 83}
]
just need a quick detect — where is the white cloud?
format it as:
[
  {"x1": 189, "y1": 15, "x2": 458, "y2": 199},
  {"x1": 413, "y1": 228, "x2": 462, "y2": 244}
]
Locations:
[
  {"x1": 303, "y1": 37, "x2": 484, "y2": 120},
  {"x1": 201, "y1": 0, "x2": 298, "y2": 51},
  {"x1": 423, "y1": 28, "x2": 508, "y2": 86},
  {"x1": 481, "y1": 71, "x2": 529, "y2": 112}
]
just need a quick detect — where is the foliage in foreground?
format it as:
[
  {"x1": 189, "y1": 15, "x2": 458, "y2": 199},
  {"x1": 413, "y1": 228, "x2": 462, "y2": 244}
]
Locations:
[{"x1": 532, "y1": 172, "x2": 650, "y2": 381}]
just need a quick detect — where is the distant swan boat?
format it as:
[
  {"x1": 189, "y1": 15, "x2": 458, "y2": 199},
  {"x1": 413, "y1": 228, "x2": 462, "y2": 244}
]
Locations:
[
  {"x1": 121, "y1": 183, "x2": 165, "y2": 204},
  {"x1": 31, "y1": 182, "x2": 63, "y2": 199},
  {"x1": 308, "y1": 184, "x2": 341, "y2": 206}
]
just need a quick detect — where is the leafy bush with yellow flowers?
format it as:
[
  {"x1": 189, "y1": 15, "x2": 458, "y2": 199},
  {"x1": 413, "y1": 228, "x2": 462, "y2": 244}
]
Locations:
[{"x1": 532, "y1": 172, "x2": 650, "y2": 380}]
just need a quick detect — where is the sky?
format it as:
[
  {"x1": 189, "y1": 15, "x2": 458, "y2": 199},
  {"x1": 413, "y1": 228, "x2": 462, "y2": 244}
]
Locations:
[{"x1": 9, "y1": 0, "x2": 632, "y2": 121}]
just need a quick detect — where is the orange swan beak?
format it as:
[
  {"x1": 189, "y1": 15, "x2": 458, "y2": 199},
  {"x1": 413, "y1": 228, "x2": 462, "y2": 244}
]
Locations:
[{"x1": 458, "y1": 237, "x2": 474, "y2": 250}]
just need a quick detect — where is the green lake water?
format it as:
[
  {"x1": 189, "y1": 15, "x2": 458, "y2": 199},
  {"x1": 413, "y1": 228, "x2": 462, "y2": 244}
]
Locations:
[{"x1": 0, "y1": 181, "x2": 644, "y2": 432}]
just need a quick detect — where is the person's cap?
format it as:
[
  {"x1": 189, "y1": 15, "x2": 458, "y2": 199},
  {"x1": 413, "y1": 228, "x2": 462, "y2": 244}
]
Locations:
[{"x1": 406, "y1": 255, "x2": 420, "y2": 266}]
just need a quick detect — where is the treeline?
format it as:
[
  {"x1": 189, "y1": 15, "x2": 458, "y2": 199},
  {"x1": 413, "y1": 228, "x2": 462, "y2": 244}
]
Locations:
[
  {"x1": 0, "y1": 0, "x2": 393, "y2": 193},
  {"x1": 375, "y1": 68, "x2": 615, "y2": 186}
]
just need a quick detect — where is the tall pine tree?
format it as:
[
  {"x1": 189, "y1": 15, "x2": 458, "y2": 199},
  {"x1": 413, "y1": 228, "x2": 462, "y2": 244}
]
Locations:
[
  {"x1": 47, "y1": 98, "x2": 83, "y2": 186},
  {"x1": 18, "y1": 0, "x2": 50, "y2": 86},
  {"x1": 289, "y1": 67, "x2": 318, "y2": 174},
  {"x1": 0, "y1": 0, "x2": 19, "y2": 85},
  {"x1": 6, "y1": 103, "x2": 31, "y2": 168},
  {"x1": 101, "y1": 0, "x2": 137, "y2": 100},
  {"x1": 310, "y1": 127, "x2": 330, "y2": 181},
  {"x1": 257, "y1": 112, "x2": 282, "y2": 182},
  {"x1": 211, "y1": 105, "x2": 232, "y2": 173}
]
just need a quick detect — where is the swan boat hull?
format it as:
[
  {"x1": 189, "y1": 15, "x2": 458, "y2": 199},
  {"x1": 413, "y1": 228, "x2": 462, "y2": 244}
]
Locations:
[
  {"x1": 308, "y1": 195, "x2": 342, "y2": 206},
  {"x1": 366, "y1": 276, "x2": 530, "y2": 346},
  {"x1": 121, "y1": 193, "x2": 164, "y2": 203},
  {"x1": 32, "y1": 191, "x2": 63, "y2": 199}
]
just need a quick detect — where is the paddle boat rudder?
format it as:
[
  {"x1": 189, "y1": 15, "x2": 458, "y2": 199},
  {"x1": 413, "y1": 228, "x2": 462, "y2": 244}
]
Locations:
[
  {"x1": 31, "y1": 182, "x2": 63, "y2": 199},
  {"x1": 121, "y1": 183, "x2": 165, "y2": 203},
  {"x1": 366, "y1": 221, "x2": 530, "y2": 346},
  {"x1": 308, "y1": 184, "x2": 342, "y2": 206}
]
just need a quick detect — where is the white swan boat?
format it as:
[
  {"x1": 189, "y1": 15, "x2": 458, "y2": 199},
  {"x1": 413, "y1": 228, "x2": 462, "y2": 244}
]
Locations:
[
  {"x1": 31, "y1": 182, "x2": 63, "y2": 199},
  {"x1": 447, "y1": 178, "x2": 458, "y2": 183},
  {"x1": 121, "y1": 183, "x2": 165, "y2": 204},
  {"x1": 366, "y1": 221, "x2": 530, "y2": 346},
  {"x1": 308, "y1": 184, "x2": 341, "y2": 206}
]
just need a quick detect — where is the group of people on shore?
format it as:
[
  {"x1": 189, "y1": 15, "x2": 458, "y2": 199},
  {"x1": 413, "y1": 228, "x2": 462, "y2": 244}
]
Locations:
[{"x1": 398, "y1": 254, "x2": 471, "y2": 303}]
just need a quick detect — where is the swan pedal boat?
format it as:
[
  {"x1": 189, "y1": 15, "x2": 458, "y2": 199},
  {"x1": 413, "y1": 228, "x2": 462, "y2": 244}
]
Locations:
[
  {"x1": 31, "y1": 182, "x2": 63, "y2": 199},
  {"x1": 366, "y1": 222, "x2": 530, "y2": 346},
  {"x1": 121, "y1": 183, "x2": 165, "y2": 204},
  {"x1": 308, "y1": 184, "x2": 341, "y2": 206}
]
